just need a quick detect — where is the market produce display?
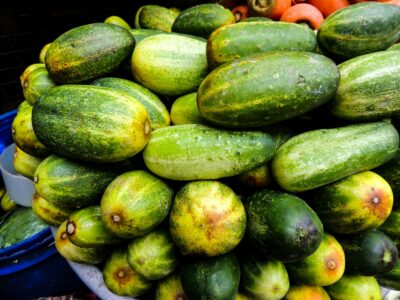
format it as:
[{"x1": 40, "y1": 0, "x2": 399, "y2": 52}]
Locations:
[{"x1": 4, "y1": 0, "x2": 400, "y2": 299}]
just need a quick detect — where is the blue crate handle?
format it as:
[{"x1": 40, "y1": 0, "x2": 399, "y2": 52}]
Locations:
[{"x1": 0, "y1": 109, "x2": 17, "y2": 155}]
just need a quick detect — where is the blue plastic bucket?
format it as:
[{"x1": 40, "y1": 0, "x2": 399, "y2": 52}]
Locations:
[{"x1": 0, "y1": 109, "x2": 17, "y2": 155}]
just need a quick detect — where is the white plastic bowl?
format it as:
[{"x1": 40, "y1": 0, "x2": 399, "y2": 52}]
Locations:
[{"x1": 0, "y1": 143, "x2": 35, "y2": 207}]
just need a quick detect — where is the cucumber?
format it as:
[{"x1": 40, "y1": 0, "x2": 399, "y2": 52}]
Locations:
[
  {"x1": 103, "y1": 247, "x2": 152, "y2": 297},
  {"x1": 241, "y1": 16, "x2": 273, "y2": 22},
  {"x1": 45, "y1": 23, "x2": 134, "y2": 83},
  {"x1": 180, "y1": 252, "x2": 240, "y2": 300},
  {"x1": 388, "y1": 43, "x2": 400, "y2": 51},
  {"x1": 12, "y1": 101, "x2": 50, "y2": 157},
  {"x1": 245, "y1": 190, "x2": 323, "y2": 262},
  {"x1": 34, "y1": 155, "x2": 122, "y2": 208},
  {"x1": 20, "y1": 63, "x2": 44, "y2": 84},
  {"x1": 376, "y1": 260, "x2": 400, "y2": 290},
  {"x1": 338, "y1": 229, "x2": 398, "y2": 276},
  {"x1": 32, "y1": 85, "x2": 151, "y2": 163},
  {"x1": 237, "y1": 164, "x2": 271, "y2": 189},
  {"x1": 91, "y1": 77, "x2": 170, "y2": 130},
  {"x1": 134, "y1": 5, "x2": 177, "y2": 32},
  {"x1": 170, "y1": 92, "x2": 206, "y2": 125},
  {"x1": 286, "y1": 233, "x2": 345, "y2": 286},
  {"x1": 129, "y1": 28, "x2": 164, "y2": 44},
  {"x1": 13, "y1": 145, "x2": 43, "y2": 179},
  {"x1": 241, "y1": 255, "x2": 289, "y2": 300},
  {"x1": 104, "y1": 16, "x2": 131, "y2": 30},
  {"x1": 142, "y1": 124, "x2": 275, "y2": 181},
  {"x1": 0, "y1": 193, "x2": 16, "y2": 213},
  {"x1": 55, "y1": 220, "x2": 109, "y2": 264},
  {"x1": 66, "y1": 206, "x2": 122, "y2": 248},
  {"x1": 21, "y1": 64, "x2": 56, "y2": 105},
  {"x1": 32, "y1": 192, "x2": 72, "y2": 226},
  {"x1": 101, "y1": 170, "x2": 174, "y2": 238},
  {"x1": 284, "y1": 285, "x2": 330, "y2": 300},
  {"x1": 197, "y1": 51, "x2": 339, "y2": 128},
  {"x1": 39, "y1": 43, "x2": 51, "y2": 64},
  {"x1": 172, "y1": 3, "x2": 235, "y2": 38},
  {"x1": 329, "y1": 51, "x2": 400, "y2": 121},
  {"x1": 207, "y1": 22, "x2": 317, "y2": 68},
  {"x1": 155, "y1": 273, "x2": 188, "y2": 300},
  {"x1": 131, "y1": 33, "x2": 208, "y2": 96},
  {"x1": 317, "y1": 2, "x2": 400, "y2": 59},
  {"x1": 325, "y1": 275, "x2": 381, "y2": 300},
  {"x1": 272, "y1": 122, "x2": 399, "y2": 192},
  {"x1": 169, "y1": 180, "x2": 246, "y2": 256}
]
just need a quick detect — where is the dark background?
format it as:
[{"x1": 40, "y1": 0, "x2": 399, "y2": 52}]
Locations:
[{"x1": 0, "y1": 0, "x2": 207, "y2": 114}]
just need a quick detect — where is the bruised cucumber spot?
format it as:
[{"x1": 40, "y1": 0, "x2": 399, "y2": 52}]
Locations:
[
  {"x1": 61, "y1": 232, "x2": 68, "y2": 240},
  {"x1": 327, "y1": 258, "x2": 337, "y2": 270},
  {"x1": 118, "y1": 270, "x2": 126, "y2": 278},
  {"x1": 67, "y1": 221, "x2": 76, "y2": 235},
  {"x1": 111, "y1": 213, "x2": 122, "y2": 223}
]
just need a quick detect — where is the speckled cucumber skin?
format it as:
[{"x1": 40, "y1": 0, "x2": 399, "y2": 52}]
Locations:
[
  {"x1": 101, "y1": 170, "x2": 174, "y2": 238},
  {"x1": 45, "y1": 23, "x2": 135, "y2": 83},
  {"x1": 337, "y1": 229, "x2": 398, "y2": 276},
  {"x1": 207, "y1": 22, "x2": 317, "y2": 68},
  {"x1": 330, "y1": 51, "x2": 400, "y2": 121},
  {"x1": 13, "y1": 146, "x2": 43, "y2": 179},
  {"x1": 375, "y1": 150, "x2": 400, "y2": 208},
  {"x1": 55, "y1": 220, "x2": 109, "y2": 264},
  {"x1": 132, "y1": 34, "x2": 208, "y2": 96},
  {"x1": 169, "y1": 180, "x2": 246, "y2": 256},
  {"x1": 197, "y1": 51, "x2": 339, "y2": 128},
  {"x1": 286, "y1": 233, "x2": 345, "y2": 286},
  {"x1": 241, "y1": 255, "x2": 290, "y2": 300},
  {"x1": 172, "y1": 3, "x2": 235, "y2": 38},
  {"x1": 317, "y1": 2, "x2": 400, "y2": 59},
  {"x1": 135, "y1": 5, "x2": 177, "y2": 32},
  {"x1": 284, "y1": 285, "x2": 330, "y2": 300},
  {"x1": 127, "y1": 228, "x2": 178, "y2": 280},
  {"x1": 32, "y1": 192, "x2": 73, "y2": 226},
  {"x1": 32, "y1": 85, "x2": 151, "y2": 163},
  {"x1": 170, "y1": 92, "x2": 206, "y2": 125},
  {"x1": 103, "y1": 247, "x2": 152, "y2": 297},
  {"x1": 377, "y1": 260, "x2": 400, "y2": 290},
  {"x1": 34, "y1": 155, "x2": 121, "y2": 208},
  {"x1": 272, "y1": 122, "x2": 399, "y2": 192},
  {"x1": 245, "y1": 190, "x2": 323, "y2": 263},
  {"x1": 143, "y1": 124, "x2": 275, "y2": 181},
  {"x1": 308, "y1": 171, "x2": 393, "y2": 233},
  {"x1": 91, "y1": 77, "x2": 170, "y2": 130},
  {"x1": 67, "y1": 206, "x2": 122, "y2": 247},
  {"x1": 155, "y1": 273, "x2": 188, "y2": 300},
  {"x1": 180, "y1": 252, "x2": 240, "y2": 300},
  {"x1": 20, "y1": 63, "x2": 44, "y2": 83},
  {"x1": 21, "y1": 65, "x2": 56, "y2": 105},
  {"x1": 325, "y1": 275, "x2": 381, "y2": 300},
  {"x1": 12, "y1": 101, "x2": 50, "y2": 157}
]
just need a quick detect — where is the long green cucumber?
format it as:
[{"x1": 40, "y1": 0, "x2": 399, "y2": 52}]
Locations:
[
  {"x1": 170, "y1": 92, "x2": 206, "y2": 125},
  {"x1": 13, "y1": 146, "x2": 43, "y2": 179},
  {"x1": 134, "y1": 5, "x2": 177, "y2": 32},
  {"x1": 32, "y1": 192, "x2": 73, "y2": 226},
  {"x1": 325, "y1": 275, "x2": 381, "y2": 300}
]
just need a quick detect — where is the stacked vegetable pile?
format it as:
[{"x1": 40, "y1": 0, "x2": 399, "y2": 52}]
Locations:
[{"x1": 10, "y1": 0, "x2": 400, "y2": 299}]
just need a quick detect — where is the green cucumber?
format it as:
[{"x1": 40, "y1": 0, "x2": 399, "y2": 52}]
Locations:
[
  {"x1": 131, "y1": 33, "x2": 208, "y2": 96},
  {"x1": 170, "y1": 92, "x2": 206, "y2": 125},
  {"x1": 317, "y1": 2, "x2": 400, "y2": 59},
  {"x1": 241, "y1": 255, "x2": 290, "y2": 300},
  {"x1": 197, "y1": 51, "x2": 339, "y2": 128},
  {"x1": 45, "y1": 23, "x2": 134, "y2": 83},
  {"x1": 34, "y1": 155, "x2": 122, "y2": 208},
  {"x1": 284, "y1": 285, "x2": 330, "y2": 300},
  {"x1": 0, "y1": 193, "x2": 16, "y2": 213},
  {"x1": 325, "y1": 275, "x2": 381, "y2": 300},
  {"x1": 32, "y1": 192, "x2": 72, "y2": 226},
  {"x1": 245, "y1": 190, "x2": 323, "y2": 262},
  {"x1": 180, "y1": 252, "x2": 240, "y2": 300},
  {"x1": 101, "y1": 170, "x2": 174, "y2": 238},
  {"x1": 155, "y1": 273, "x2": 188, "y2": 300},
  {"x1": 308, "y1": 171, "x2": 393, "y2": 233},
  {"x1": 91, "y1": 77, "x2": 170, "y2": 130},
  {"x1": 66, "y1": 206, "x2": 122, "y2": 248},
  {"x1": 207, "y1": 22, "x2": 317, "y2": 68},
  {"x1": 32, "y1": 85, "x2": 151, "y2": 163},
  {"x1": 286, "y1": 233, "x2": 345, "y2": 286},
  {"x1": 337, "y1": 229, "x2": 398, "y2": 276},
  {"x1": 376, "y1": 260, "x2": 400, "y2": 290},
  {"x1": 13, "y1": 145, "x2": 43, "y2": 179},
  {"x1": 104, "y1": 16, "x2": 131, "y2": 30},
  {"x1": 272, "y1": 122, "x2": 399, "y2": 192},
  {"x1": 329, "y1": 51, "x2": 400, "y2": 121},
  {"x1": 134, "y1": 5, "x2": 177, "y2": 32},
  {"x1": 127, "y1": 228, "x2": 178, "y2": 280},
  {"x1": 143, "y1": 124, "x2": 275, "y2": 181},
  {"x1": 39, "y1": 44, "x2": 51, "y2": 63},
  {"x1": 21, "y1": 64, "x2": 56, "y2": 105},
  {"x1": 169, "y1": 180, "x2": 246, "y2": 256},
  {"x1": 103, "y1": 247, "x2": 152, "y2": 297},
  {"x1": 12, "y1": 101, "x2": 50, "y2": 157},
  {"x1": 55, "y1": 220, "x2": 109, "y2": 264},
  {"x1": 20, "y1": 63, "x2": 45, "y2": 86},
  {"x1": 172, "y1": 3, "x2": 235, "y2": 38}
]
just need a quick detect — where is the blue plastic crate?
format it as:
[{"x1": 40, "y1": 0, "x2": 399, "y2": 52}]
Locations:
[{"x1": 0, "y1": 109, "x2": 17, "y2": 155}]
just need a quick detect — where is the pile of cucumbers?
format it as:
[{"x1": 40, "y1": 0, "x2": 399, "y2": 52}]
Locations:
[{"x1": 10, "y1": 1, "x2": 400, "y2": 299}]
